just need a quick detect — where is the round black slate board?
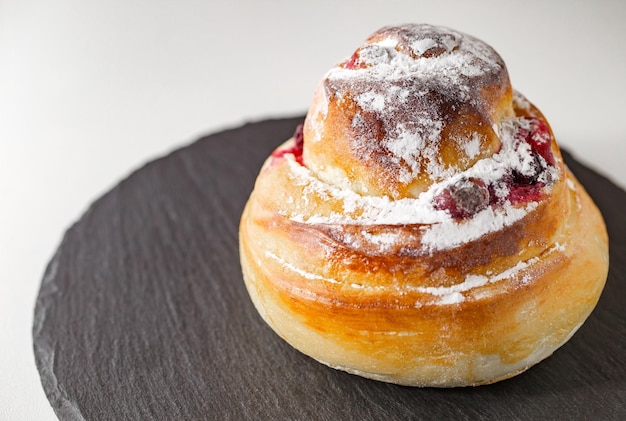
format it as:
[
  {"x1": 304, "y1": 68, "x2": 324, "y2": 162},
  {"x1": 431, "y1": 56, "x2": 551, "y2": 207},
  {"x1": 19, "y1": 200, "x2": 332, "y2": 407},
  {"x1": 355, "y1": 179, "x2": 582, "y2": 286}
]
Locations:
[{"x1": 33, "y1": 117, "x2": 626, "y2": 420}]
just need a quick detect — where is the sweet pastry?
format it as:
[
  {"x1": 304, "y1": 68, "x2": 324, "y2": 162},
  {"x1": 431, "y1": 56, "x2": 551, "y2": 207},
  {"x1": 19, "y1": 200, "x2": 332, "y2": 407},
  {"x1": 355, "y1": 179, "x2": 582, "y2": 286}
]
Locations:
[{"x1": 238, "y1": 24, "x2": 609, "y2": 387}]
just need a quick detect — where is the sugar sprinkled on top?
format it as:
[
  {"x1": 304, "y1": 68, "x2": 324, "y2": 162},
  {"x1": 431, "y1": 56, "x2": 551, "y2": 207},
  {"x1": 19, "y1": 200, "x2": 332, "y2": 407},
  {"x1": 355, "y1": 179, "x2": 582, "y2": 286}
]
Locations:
[
  {"x1": 322, "y1": 24, "x2": 506, "y2": 184},
  {"x1": 414, "y1": 242, "x2": 565, "y2": 304}
]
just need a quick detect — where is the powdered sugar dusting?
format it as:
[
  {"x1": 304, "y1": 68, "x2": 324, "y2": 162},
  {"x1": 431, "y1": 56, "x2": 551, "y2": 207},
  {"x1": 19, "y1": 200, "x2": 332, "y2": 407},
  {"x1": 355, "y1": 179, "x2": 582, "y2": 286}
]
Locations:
[
  {"x1": 513, "y1": 90, "x2": 531, "y2": 111},
  {"x1": 288, "y1": 158, "x2": 447, "y2": 225},
  {"x1": 359, "y1": 230, "x2": 404, "y2": 252},
  {"x1": 411, "y1": 37, "x2": 438, "y2": 56},
  {"x1": 420, "y1": 203, "x2": 537, "y2": 250},
  {"x1": 322, "y1": 24, "x2": 506, "y2": 184},
  {"x1": 264, "y1": 250, "x2": 340, "y2": 284},
  {"x1": 356, "y1": 91, "x2": 386, "y2": 111},
  {"x1": 415, "y1": 242, "x2": 565, "y2": 304},
  {"x1": 462, "y1": 132, "x2": 482, "y2": 159}
]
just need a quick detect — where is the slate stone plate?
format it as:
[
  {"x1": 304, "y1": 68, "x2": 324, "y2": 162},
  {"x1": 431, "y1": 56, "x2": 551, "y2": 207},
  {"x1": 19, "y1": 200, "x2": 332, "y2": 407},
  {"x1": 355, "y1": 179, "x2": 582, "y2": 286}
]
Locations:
[{"x1": 33, "y1": 117, "x2": 626, "y2": 420}]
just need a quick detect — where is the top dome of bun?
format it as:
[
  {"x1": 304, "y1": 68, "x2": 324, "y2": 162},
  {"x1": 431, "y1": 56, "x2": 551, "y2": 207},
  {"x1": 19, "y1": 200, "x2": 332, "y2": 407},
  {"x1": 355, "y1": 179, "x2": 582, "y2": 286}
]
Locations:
[{"x1": 303, "y1": 24, "x2": 515, "y2": 199}]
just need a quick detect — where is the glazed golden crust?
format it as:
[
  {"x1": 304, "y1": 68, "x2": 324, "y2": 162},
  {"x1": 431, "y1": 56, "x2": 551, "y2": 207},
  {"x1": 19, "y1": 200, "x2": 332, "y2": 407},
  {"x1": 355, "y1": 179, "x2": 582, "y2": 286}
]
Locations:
[
  {"x1": 240, "y1": 164, "x2": 608, "y2": 386},
  {"x1": 238, "y1": 24, "x2": 609, "y2": 386}
]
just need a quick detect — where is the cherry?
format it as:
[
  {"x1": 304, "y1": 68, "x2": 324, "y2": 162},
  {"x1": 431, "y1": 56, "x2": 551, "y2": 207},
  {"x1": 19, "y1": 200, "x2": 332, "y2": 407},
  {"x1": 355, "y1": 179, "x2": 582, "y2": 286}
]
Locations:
[
  {"x1": 511, "y1": 149, "x2": 543, "y2": 185},
  {"x1": 434, "y1": 178, "x2": 490, "y2": 219},
  {"x1": 293, "y1": 123, "x2": 304, "y2": 149},
  {"x1": 342, "y1": 51, "x2": 361, "y2": 70},
  {"x1": 504, "y1": 117, "x2": 554, "y2": 203},
  {"x1": 271, "y1": 124, "x2": 305, "y2": 165},
  {"x1": 515, "y1": 118, "x2": 554, "y2": 166},
  {"x1": 506, "y1": 182, "x2": 545, "y2": 204},
  {"x1": 432, "y1": 118, "x2": 555, "y2": 218}
]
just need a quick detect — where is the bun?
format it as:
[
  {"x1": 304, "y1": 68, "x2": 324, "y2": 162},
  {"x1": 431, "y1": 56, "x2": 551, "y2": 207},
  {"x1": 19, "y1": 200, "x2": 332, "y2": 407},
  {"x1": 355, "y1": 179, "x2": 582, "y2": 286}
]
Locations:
[{"x1": 239, "y1": 24, "x2": 609, "y2": 386}]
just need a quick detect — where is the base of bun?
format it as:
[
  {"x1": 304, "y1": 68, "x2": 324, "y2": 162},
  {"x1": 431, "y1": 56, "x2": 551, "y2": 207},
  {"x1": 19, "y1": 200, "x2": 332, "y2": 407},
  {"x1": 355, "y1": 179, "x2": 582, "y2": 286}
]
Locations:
[{"x1": 239, "y1": 168, "x2": 608, "y2": 387}]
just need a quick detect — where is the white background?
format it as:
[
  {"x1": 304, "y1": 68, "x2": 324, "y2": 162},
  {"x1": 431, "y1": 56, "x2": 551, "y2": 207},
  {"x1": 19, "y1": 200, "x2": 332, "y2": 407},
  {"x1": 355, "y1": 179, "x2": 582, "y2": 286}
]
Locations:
[{"x1": 1, "y1": 0, "x2": 625, "y2": 419}]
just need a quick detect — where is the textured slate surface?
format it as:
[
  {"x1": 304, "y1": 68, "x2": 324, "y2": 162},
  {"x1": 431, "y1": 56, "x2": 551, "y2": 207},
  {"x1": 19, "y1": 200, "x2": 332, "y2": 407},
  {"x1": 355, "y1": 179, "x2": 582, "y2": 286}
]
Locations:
[{"x1": 33, "y1": 117, "x2": 626, "y2": 420}]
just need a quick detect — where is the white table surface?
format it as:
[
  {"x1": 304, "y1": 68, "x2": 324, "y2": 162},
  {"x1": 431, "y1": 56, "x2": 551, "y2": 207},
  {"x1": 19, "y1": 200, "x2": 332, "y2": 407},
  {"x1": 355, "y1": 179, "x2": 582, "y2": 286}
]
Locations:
[{"x1": 2, "y1": 1, "x2": 625, "y2": 419}]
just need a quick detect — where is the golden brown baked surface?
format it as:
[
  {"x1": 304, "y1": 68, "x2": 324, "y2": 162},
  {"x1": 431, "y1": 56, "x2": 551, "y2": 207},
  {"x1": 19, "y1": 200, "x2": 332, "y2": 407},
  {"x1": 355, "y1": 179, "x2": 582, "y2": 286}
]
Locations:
[{"x1": 239, "y1": 24, "x2": 609, "y2": 386}]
